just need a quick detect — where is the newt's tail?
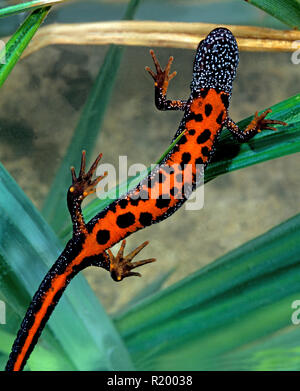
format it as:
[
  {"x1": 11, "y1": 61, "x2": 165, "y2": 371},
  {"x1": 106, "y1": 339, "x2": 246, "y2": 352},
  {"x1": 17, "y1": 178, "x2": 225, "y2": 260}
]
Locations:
[{"x1": 5, "y1": 240, "x2": 84, "y2": 371}]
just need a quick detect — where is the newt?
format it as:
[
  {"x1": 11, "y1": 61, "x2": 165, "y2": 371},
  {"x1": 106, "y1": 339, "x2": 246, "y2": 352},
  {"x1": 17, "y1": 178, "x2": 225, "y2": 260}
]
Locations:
[{"x1": 5, "y1": 27, "x2": 287, "y2": 371}]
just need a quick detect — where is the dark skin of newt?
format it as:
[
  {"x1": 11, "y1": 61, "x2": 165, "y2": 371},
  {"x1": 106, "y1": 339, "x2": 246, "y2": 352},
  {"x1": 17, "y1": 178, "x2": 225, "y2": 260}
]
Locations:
[{"x1": 6, "y1": 28, "x2": 287, "y2": 371}]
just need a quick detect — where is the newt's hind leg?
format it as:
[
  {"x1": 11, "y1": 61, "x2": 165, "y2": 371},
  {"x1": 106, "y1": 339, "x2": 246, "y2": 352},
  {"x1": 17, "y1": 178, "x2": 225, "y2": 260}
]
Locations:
[
  {"x1": 105, "y1": 240, "x2": 156, "y2": 282},
  {"x1": 146, "y1": 49, "x2": 187, "y2": 111},
  {"x1": 225, "y1": 109, "x2": 287, "y2": 143},
  {"x1": 67, "y1": 151, "x2": 107, "y2": 237}
]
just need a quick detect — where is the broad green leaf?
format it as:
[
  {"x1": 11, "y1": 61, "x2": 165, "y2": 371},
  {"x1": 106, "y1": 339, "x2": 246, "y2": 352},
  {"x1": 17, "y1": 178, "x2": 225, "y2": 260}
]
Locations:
[
  {"x1": 0, "y1": 0, "x2": 65, "y2": 18},
  {"x1": 58, "y1": 93, "x2": 299, "y2": 242},
  {"x1": 114, "y1": 213, "x2": 300, "y2": 370},
  {"x1": 0, "y1": 162, "x2": 134, "y2": 371},
  {"x1": 0, "y1": 329, "x2": 73, "y2": 371},
  {"x1": 214, "y1": 326, "x2": 300, "y2": 371},
  {"x1": 246, "y1": 0, "x2": 300, "y2": 29},
  {"x1": 42, "y1": 0, "x2": 142, "y2": 233},
  {"x1": 0, "y1": 7, "x2": 50, "y2": 87},
  {"x1": 121, "y1": 268, "x2": 177, "y2": 313}
]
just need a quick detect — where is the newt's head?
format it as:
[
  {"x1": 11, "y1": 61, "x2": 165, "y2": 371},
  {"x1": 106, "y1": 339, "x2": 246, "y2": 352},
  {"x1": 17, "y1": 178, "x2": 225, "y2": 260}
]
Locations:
[{"x1": 191, "y1": 27, "x2": 239, "y2": 95}]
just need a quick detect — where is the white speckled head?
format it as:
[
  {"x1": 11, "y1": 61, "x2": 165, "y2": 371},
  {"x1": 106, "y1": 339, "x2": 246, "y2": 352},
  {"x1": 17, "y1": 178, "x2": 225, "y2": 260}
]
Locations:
[{"x1": 191, "y1": 28, "x2": 239, "y2": 95}]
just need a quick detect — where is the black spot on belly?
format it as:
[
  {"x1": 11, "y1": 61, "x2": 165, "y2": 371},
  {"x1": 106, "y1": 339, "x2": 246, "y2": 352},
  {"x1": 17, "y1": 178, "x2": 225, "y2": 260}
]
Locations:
[
  {"x1": 119, "y1": 198, "x2": 128, "y2": 209},
  {"x1": 139, "y1": 212, "x2": 153, "y2": 226},
  {"x1": 195, "y1": 156, "x2": 204, "y2": 165},
  {"x1": 200, "y1": 88, "x2": 209, "y2": 99},
  {"x1": 148, "y1": 176, "x2": 156, "y2": 188},
  {"x1": 172, "y1": 144, "x2": 180, "y2": 153},
  {"x1": 187, "y1": 112, "x2": 203, "y2": 122},
  {"x1": 116, "y1": 212, "x2": 135, "y2": 228},
  {"x1": 179, "y1": 162, "x2": 185, "y2": 170},
  {"x1": 130, "y1": 198, "x2": 140, "y2": 206},
  {"x1": 202, "y1": 146, "x2": 210, "y2": 157},
  {"x1": 96, "y1": 229, "x2": 110, "y2": 245},
  {"x1": 221, "y1": 93, "x2": 229, "y2": 108},
  {"x1": 178, "y1": 134, "x2": 188, "y2": 145},
  {"x1": 205, "y1": 104, "x2": 213, "y2": 117},
  {"x1": 156, "y1": 195, "x2": 171, "y2": 209},
  {"x1": 170, "y1": 187, "x2": 178, "y2": 196},
  {"x1": 109, "y1": 203, "x2": 116, "y2": 213},
  {"x1": 158, "y1": 171, "x2": 166, "y2": 183},
  {"x1": 216, "y1": 110, "x2": 224, "y2": 125},
  {"x1": 181, "y1": 152, "x2": 191, "y2": 164},
  {"x1": 197, "y1": 129, "x2": 211, "y2": 144}
]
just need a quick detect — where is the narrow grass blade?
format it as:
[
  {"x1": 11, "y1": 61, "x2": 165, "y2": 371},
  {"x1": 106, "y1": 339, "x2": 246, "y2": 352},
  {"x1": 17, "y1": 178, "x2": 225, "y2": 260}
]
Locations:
[
  {"x1": 246, "y1": 0, "x2": 300, "y2": 29},
  {"x1": 0, "y1": 162, "x2": 134, "y2": 370},
  {"x1": 58, "y1": 93, "x2": 299, "y2": 242},
  {"x1": 42, "y1": 0, "x2": 141, "y2": 233},
  {"x1": 0, "y1": 7, "x2": 51, "y2": 87},
  {"x1": 114, "y1": 213, "x2": 300, "y2": 370},
  {"x1": 0, "y1": 0, "x2": 65, "y2": 18}
]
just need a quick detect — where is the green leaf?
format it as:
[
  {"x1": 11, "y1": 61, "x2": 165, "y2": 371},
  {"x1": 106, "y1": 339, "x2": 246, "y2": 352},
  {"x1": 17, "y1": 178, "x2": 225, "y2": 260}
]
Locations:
[
  {"x1": 114, "y1": 213, "x2": 300, "y2": 370},
  {"x1": 0, "y1": 0, "x2": 65, "y2": 18},
  {"x1": 246, "y1": 0, "x2": 300, "y2": 29},
  {"x1": 120, "y1": 268, "x2": 177, "y2": 314},
  {"x1": 0, "y1": 329, "x2": 73, "y2": 371},
  {"x1": 0, "y1": 162, "x2": 134, "y2": 371},
  {"x1": 42, "y1": 0, "x2": 142, "y2": 233},
  {"x1": 0, "y1": 7, "x2": 51, "y2": 87},
  {"x1": 58, "y1": 93, "x2": 299, "y2": 242}
]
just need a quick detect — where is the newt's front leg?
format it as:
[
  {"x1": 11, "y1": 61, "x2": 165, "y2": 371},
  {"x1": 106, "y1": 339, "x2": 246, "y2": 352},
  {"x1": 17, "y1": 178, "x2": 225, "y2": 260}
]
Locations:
[
  {"x1": 69, "y1": 151, "x2": 156, "y2": 281},
  {"x1": 146, "y1": 49, "x2": 187, "y2": 111},
  {"x1": 225, "y1": 108, "x2": 287, "y2": 143},
  {"x1": 67, "y1": 150, "x2": 107, "y2": 237}
]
